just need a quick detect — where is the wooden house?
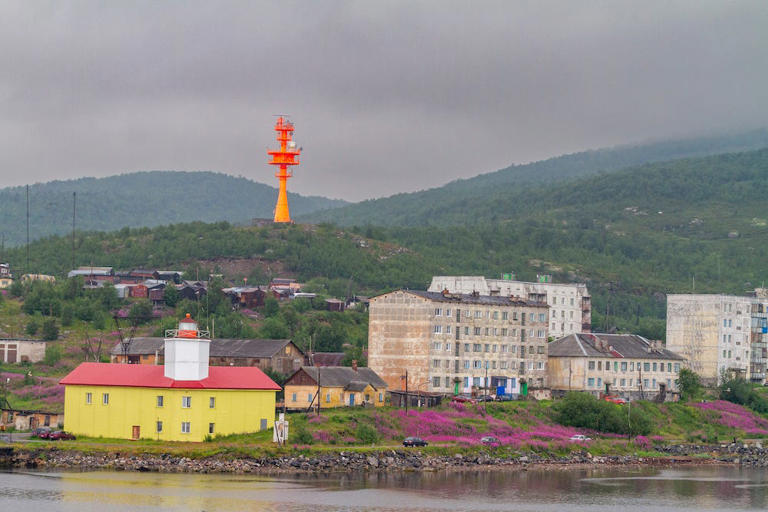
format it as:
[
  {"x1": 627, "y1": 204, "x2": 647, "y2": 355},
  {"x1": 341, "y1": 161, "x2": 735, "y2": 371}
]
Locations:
[{"x1": 284, "y1": 363, "x2": 387, "y2": 410}]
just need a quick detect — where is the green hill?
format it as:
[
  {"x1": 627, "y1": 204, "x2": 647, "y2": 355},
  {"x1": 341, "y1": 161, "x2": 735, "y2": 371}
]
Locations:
[
  {"x1": 0, "y1": 171, "x2": 347, "y2": 246},
  {"x1": 302, "y1": 129, "x2": 768, "y2": 226}
]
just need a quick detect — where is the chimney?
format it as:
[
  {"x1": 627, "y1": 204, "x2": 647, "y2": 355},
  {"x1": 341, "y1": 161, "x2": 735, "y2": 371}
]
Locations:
[{"x1": 352, "y1": 360, "x2": 358, "y2": 372}]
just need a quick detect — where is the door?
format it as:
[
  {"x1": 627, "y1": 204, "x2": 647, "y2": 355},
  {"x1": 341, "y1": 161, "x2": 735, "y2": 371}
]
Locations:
[
  {"x1": 349, "y1": 394, "x2": 355, "y2": 406},
  {"x1": 132, "y1": 425, "x2": 140, "y2": 440}
]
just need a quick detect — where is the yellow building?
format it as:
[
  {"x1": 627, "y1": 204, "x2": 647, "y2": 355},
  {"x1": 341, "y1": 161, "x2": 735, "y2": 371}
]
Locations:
[
  {"x1": 284, "y1": 365, "x2": 388, "y2": 410},
  {"x1": 60, "y1": 315, "x2": 280, "y2": 441}
]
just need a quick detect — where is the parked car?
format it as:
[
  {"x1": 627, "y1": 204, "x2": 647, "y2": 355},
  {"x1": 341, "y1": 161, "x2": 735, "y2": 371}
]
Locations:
[
  {"x1": 604, "y1": 396, "x2": 627, "y2": 405},
  {"x1": 495, "y1": 395, "x2": 513, "y2": 402},
  {"x1": 48, "y1": 431, "x2": 76, "y2": 441},
  {"x1": 451, "y1": 395, "x2": 477, "y2": 405},
  {"x1": 37, "y1": 428, "x2": 53, "y2": 439},
  {"x1": 481, "y1": 436, "x2": 500, "y2": 445},
  {"x1": 569, "y1": 434, "x2": 592, "y2": 442},
  {"x1": 32, "y1": 427, "x2": 51, "y2": 438},
  {"x1": 477, "y1": 395, "x2": 494, "y2": 402},
  {"x1": 403, "y1": 436, "x2": 429, "y2": 447}
]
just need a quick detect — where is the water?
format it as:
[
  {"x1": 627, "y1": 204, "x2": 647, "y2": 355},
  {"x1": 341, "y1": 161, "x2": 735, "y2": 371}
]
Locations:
[{"x1": 1, "y1": 466, "x2": 767, "y2": 511}]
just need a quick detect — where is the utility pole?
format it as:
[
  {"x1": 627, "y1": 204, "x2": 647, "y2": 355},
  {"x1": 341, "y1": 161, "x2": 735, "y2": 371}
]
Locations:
[
  {"x1": 316, "y1": 367, "x2": 321, "y2": 416},
  {"x1": 72, "y1": 192, "x2": 76, "y2": 269},
  {"x1": 25, "y1": 184, "x2": 30, "y2": 274},
  {"x1": 403, "y1": 369, "x2": 408, "y2": 413}
]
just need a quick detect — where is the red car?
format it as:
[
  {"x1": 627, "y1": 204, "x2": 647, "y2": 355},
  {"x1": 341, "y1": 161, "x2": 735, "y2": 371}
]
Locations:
[
  {"x1": 604, "y1": 396, "x2": 627, "y2": 405},
  {"x1": 48, "y1": 431, "x2": 76, "y2": 440},
  {"x1": 451, "y1": 396, "x2": 477, "y2": 405}
]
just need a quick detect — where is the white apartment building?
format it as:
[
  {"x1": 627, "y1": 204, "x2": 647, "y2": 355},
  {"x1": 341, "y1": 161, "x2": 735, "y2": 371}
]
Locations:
[
  {"x1": 666, "y1": 294, "x2": 752, "y2": 384},
  {"x1": 368, "y1": 290, "x2": 550, "y2": 398},
  {"x1": 429, "y1": 275, "x2": 591, "y2": 339}
]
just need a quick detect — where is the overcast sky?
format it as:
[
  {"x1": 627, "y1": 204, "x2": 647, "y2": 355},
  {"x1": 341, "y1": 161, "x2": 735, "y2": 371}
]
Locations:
[{"x1": 0, "y1": 2, "x2": 766, "y2": 201}]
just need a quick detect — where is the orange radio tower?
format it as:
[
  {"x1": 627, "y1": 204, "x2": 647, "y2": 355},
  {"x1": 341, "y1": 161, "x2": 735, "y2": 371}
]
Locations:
[{"x1": 267, "y1": 116, "x2": 301, "y2": 223}]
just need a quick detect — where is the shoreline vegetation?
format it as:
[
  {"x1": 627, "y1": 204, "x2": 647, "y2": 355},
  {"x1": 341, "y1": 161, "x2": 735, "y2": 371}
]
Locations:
[{"x1": 4, "y1": 396, "x2": 768, "y2": 473}]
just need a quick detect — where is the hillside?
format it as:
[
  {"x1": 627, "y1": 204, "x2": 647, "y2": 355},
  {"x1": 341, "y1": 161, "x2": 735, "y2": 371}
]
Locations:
[
  {"x1": 0, "y1": 171, "x2": 347, "y2": 246},
  {"x1": 303, "y1": 129, "x2": 768, "y2": 226}
]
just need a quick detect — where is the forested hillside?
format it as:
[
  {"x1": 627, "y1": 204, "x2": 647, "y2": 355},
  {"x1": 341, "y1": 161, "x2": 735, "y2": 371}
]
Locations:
[
  {"x1": 303, "y1": 129, "x2": 768, "y2": 226},
  {"x1": 0, "y1": 171, "x2": 347, "y2": 246}
]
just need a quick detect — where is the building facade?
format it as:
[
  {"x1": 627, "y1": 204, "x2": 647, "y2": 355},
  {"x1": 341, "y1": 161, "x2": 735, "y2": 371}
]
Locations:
[
  {"x1": 750, "y1": 292, "x2": 768, "y2": 384},
  {"x1": 368, "y1": 290, "x2": 550, "y2": 397},
  {"x1": 428, "y1": 275, "x2": 590, "y2": 338},
  {"x1": 61, "y1": 315, "x2": 279, "y2": 442},
  {"x1": 0, "y1": 339, "x2": 48, "y2": 363},
  {"x1": 666, "y1": 294, "x2": 753, "y2": 384},
  {"x1": 548, "y1": 333, "x2": 684, "y2": 400},
  {"x1": 284, "y1": 365, "x2": 388, "y2": 410}
]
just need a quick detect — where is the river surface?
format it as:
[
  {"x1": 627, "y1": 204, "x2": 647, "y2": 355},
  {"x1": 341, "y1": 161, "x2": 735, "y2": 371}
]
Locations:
[{"x1": 1, "y1": 466, "x2": 767, "y2": 511}]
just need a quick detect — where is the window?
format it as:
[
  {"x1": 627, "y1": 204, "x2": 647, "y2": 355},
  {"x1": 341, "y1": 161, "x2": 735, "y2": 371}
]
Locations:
[
  {"x1": 501, "y1": 344, "x2": 508, "y2": 353},
  {"x1": 464, "y1": 360, "x2": 470, "y2": 369},
  {"x1": 630, "y1": 362, "x2": 635, "y2": 371},
  {"x1": 291, "y1": 392, "x2": 297, "y2": 402},
  {"x1": 483, "y1": 327, "x2": 488, "y2": 336},
  {"x1": 157, "y1": 396, "x2": 164, "y2": 407},
  {"x1": 463, "y1": 377, "x2": 469, "y2": 387},
  {"x1": 537, "y1": 346, "x2": 545, "y2": 354},
  {"x1": 102, "y1": 393, "x2": 109, "y2": 405},
  {"x1": 432, "y1": 342, "x2": 442, "y2": 350},
  {"x1": 643, "y1": 379, "x2": 649, "y2": 388},
  {"x1": 620, "y1": 378, "x2": 626, "y2": 386},
  {"x1": 209, "y1": 423, "x2": 215, "y2": 434},
  {"x1": 433, "y1": 325, "x2": 442, "y2": 334},
  {"x1": 513, "y1": 312, "x2": 518, "y2": 321},
  {"x1": 446, "y1": 326, "x2": 452, "y2": 334},
  {"x1": 445, "y1": 342, "x2": 451, "y2": 352},
  {"x1": 539, "y1": 313, "x2": 546, "y2": 322},
  {"x1": 500, "y1": 361, "x2": 508, "y2": 369},
  {"x1": 473, "y1": 343, "x2": 481, "y2": 352},
  {"x1": 614, "y1": 362, "x2": 618, "y2": 372},
  {"x1": 435, "y1": 308, "x2": 442, "y2": 316},
  {"x1": 723, "y1": 350, "x2": 727, "y2": 358},
  {"x1": 484, "y1": 344, "x2": 490, "y2": 352},
  {"x1": 597, "y1": 377, "x2": 602, "y2": 388},
  {"x1": 588, "y1": 378, "x2": 595, "y2": 387},
  {"x1": 570, "y1": 298, "x2": 574, "y2": 306},
  {"x1": 597, "y1": 361, "x2": 602, "y2": 370},
  {"x1": 182, "y1": 396, "x2": 191, "y2": 408},
  {"x1": 326, "y1": 392, "x2": 331, "y2": 403},
  {"x1": 502, "y1": 312, "x2": 508, "y2": 320},
  {"x1": 475, "y1": 310, "x2": 482, "y2": 318},
  {"x1": 652, "y1": 362, "x2": 658, "y2": 372},
  {"x1": 674, "y1": 363, "x2": 680, "y2": 373},
  {"x1": 464, "y1": 343, "x2": 470, "y2": 352},
  {"x1": 473, "y1": 377, "x2": 481, "y2": 387},
  {"x1": 510, "y1": 345, "x2": 516, "y2": 353},
  {"x1": 473, "y1": 360, "x2": 482, "y2": 369},
  {"x1": 643, "y1": 363, "x2": 650, "y2": 372},
  {"x1": 537, "y1": 361, "x2": 544, "y2": 370},
  {"x1": 464, "y1": 327, "x2": 470, "y2": 335},
  {"x1": 209, "y1": 397, "x2": 215, "y2": 409},
  {"x1": 493, "y1": 311, "x2": 499, "y2": 319},
  {"x1": 492, "y1": 344, "x2": 498, "y2": 353},
  {"x1": 307, "y1": 393, "x2": 313, "y2": 402},
  {"x1": 85, "y1": 392, "x2": 92, "y2": 404},
  {"x1": 502, "y1": 328, "x2": 508, "y2": 336},
  {"x1": 474, "y1": 327, "x2": 481, "y2": 335},
  {"x1": 537, "y1": 330, "x2": 545, "y2": 338},
  {"x1": 379, "y1": 392, "x2": 383, "y2": 402},
  {"x1": 181, "y1": 422, "x2": 190, "y2": 434},
  {"x1": 445, "y1": 308, "x2": 451, "y2": 317},
  {"x1": 510, "y1": 361, "x2": 517, "y2": 369},
  {"x1": 621, "y1": 362, "x2": 627, "y2": 372},
  {"x1": 444, "y1": 377, "x2": 451, "y2": 387},
  {"x1": 652, "y1": 378, "x2": 657, "y2": 388},
  {"x1": 433, "y1": 359, "x2": 440, "y2": 368},
  {"x1": 156, "y1": 421, "x2": 163, "y2": 433}
]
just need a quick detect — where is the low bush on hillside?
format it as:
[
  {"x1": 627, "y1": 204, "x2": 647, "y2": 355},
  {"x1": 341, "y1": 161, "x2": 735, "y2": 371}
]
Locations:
[{"x1": 553, "y1": 392, "x2": 653, "y2": 436}]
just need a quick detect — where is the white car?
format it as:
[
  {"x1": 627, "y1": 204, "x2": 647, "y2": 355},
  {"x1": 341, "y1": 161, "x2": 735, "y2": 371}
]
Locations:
[{"x1": 569, "y1": 434, "x2": 592, "y2": 441}]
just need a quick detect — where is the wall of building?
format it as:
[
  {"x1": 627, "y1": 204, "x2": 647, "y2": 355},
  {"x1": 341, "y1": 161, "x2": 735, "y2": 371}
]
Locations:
[
  {"x1": 0, "y1": 340, "x2": 47, "y2": 363},
  {"x1": 428, "y1": 276, "x2": 590, "y2": 338},
  {"x1": 284, "y1": 384, "x2": 384, "y2": 409},
  {"x1": 63, "y1": 385, "x2": 275, "y2": 442},
  {"x1": 549, "y1": 356, "x2": 681, "y2": 396},
  {"x1": 667, "y1": 294, "x2": 751, "y2": 383},
  {"x1": 369, "y1": 291, "x2": 432, "y2": 391}
]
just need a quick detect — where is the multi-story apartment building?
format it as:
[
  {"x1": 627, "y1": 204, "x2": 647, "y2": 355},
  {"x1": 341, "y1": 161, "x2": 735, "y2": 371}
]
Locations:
[
  {"x1": 368, "y1": 290, "x2": 549, "y2": 398},
  {"x1": 666, "y1": 294, "x2": 752, "y2": 384},
  {"x1": 548, "y1": 333, "x2": 684, "y2": 400},
  {"x1": 749, "y1": 290, "x2": 768, "y2": 383},
  {"x1": 428, "y1": 275, "x2": 590, "y2": 339}
]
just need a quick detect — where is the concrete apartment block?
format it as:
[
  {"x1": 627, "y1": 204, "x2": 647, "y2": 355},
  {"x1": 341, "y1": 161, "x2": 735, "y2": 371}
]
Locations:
[{"x1": 428, "y1": 275, "x2": 590, "y2": 339}]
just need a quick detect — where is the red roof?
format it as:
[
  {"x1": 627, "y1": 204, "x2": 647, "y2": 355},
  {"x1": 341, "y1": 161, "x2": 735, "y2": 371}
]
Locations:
[{"x1": 60, "y1": 362, "x2": 281, "y2": 390}]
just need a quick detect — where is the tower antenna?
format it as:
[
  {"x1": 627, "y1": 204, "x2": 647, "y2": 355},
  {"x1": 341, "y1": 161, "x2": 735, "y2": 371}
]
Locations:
[{"x1": 267, "y1": 116, "x2": 301, "y2": 223}]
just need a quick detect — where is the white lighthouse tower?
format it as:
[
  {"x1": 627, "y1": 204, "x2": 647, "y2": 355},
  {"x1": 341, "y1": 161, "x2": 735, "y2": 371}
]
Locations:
[{"x1": 164, "y1": 313, "x2": 211, "y2": 381}]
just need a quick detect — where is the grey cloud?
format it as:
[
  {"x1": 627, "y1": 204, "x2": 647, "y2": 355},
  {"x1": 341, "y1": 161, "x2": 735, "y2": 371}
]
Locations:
[{"x1": 0, "y1": 1, "x2": 766, "y2": 200}]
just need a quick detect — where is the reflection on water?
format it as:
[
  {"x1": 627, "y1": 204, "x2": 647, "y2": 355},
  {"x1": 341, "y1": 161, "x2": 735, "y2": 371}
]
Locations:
[{"x1": 0, "y1": 465, "x2": 766, "y2": 511}]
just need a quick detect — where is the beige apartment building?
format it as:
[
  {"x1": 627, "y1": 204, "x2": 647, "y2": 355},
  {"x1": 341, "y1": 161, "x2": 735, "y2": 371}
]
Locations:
[
  {"x1": 368, "y1": 290, "x2": 549, "y2": 397},
  {"x1": 548, "y1": 333, "x2": 684, "y2": 400},
  {"x1": 666, "y1": 294, "x2": 752, "y2": 384},
  {"x1": 428, "y1": 275, "x2": 590, "y2": 338}
]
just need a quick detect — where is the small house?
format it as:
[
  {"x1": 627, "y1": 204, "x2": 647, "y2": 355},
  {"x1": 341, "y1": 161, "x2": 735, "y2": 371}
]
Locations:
[{"x1": 284, "y1": 363, "x2": 387, "y2": 409}]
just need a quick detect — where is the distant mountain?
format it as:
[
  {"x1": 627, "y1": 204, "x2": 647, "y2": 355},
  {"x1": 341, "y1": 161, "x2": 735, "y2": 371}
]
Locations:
[
  {"x1": 302, "y1": 128, "x2": 768, "y2": 226},
  {"x1": 0, "y1": 171, "x2": 347, "y2": 246}
]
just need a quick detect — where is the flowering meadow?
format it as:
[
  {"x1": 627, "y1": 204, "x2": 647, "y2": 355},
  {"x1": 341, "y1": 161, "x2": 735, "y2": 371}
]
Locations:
[{"x1": 693, "y1": 400, "x2": 768, "y2": 436}]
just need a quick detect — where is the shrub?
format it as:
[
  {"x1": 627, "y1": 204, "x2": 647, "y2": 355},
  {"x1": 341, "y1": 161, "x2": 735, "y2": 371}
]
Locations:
[
  {"x1": 25, "y1": 318, "x2": 39, "y2": 336},
  {"x1": 43, "y1": 342, "x2": 62, "y2": 365},
  {"x1": 41, "y1": 318, "x2": 59, "y2": 341},
  {"x1": 355, "y1": 423, "x2": 380, "y2": 444},
  {"x1": 678, "y1": 368, "x2": 702, "y2": 401},
  {"x1": 553, "y1": 392, "x2": 653, "y2": 436},
  {"x1": 292, "y1": 424, "x2": 314, "y2": 445}
]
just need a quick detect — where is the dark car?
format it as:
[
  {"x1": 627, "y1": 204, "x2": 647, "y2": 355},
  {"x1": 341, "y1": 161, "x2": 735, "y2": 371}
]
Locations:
[
  {"x1": 495, "y1": 395, "x2": 513, "y2": 402},
  {"x1": 477, "y1": 395, "x2": 494, "y2": 402},
  {"x1": 481, "y1": 436, "x2": 500, "y2": 445},
  {"x1": 403, "y1": 436, "x2": 428, "y2": 447}
]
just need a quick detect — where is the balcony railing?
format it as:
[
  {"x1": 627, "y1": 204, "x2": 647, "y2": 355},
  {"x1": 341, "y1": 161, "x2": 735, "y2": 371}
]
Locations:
[{"x1": 165, "y1": 329, "x2": 210, "y2": 338}]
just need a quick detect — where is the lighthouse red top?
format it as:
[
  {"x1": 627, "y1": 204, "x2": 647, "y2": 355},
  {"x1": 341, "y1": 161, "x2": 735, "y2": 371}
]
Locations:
[
  {"x1": 177, "y1": 313, "x2": 199, "y2": 338},
  {"x1": 267, "y1": 116, "x2": 301, "y2": 223}
]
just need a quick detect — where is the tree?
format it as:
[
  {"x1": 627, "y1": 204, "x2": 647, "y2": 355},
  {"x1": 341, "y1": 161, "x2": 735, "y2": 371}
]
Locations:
[
  {"x1": 164, "y1": 284, "x2": 179, "y2": 307},
  {"x1": 263, "y1": 296, "x2": 280, "y2": 318},
  {"x1": 259, "y1": 317, "x2": 290, "y2": 339},
  {"x1": 43, "y1": 342, "x2": 62, "y2": 365},
  {"x1": 25, "y1": 317, "x2": 39, "y2": 336},
  {"x1": 678, "y1": 368, "x2": 702, "y2": 401},
  {"x1": 130, "y1": 300, "x2": 153, "y2": 324},
  {"x1": 41, "y1": 318, "x2": 59, "y2": 341}
]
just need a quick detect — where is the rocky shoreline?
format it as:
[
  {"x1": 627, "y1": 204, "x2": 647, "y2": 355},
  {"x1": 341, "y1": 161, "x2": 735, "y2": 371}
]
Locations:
[{"x1": 2, "y1": 443, "x2": 768, "y2": 474}]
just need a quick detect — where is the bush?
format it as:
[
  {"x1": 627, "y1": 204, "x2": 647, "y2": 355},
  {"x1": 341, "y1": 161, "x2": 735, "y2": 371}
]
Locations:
[
  {"x1": 130, "y1": 300, "x2": 153, "y2": 324},
  {"x1": 263, "y1": 296, "x2": 280, "y2": 317},
  {"x1": 355, "y1": 423, "x2": 379, "y2": 444},
  {"x1": 553, "y1": 391, "x2": 653, "y2": 436},
  {"x1": 292, "y1": 424, "x2": 314, "y2": 445},
  {"x1": 41, "y1": 318, "x2": 59, "y2": 341},
  {"x1": 25, "y1": 318, "x2": 39, "y2": 336},
  {"x1": 43, "y1": 342, "x2": 62, "y2": 365}
]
